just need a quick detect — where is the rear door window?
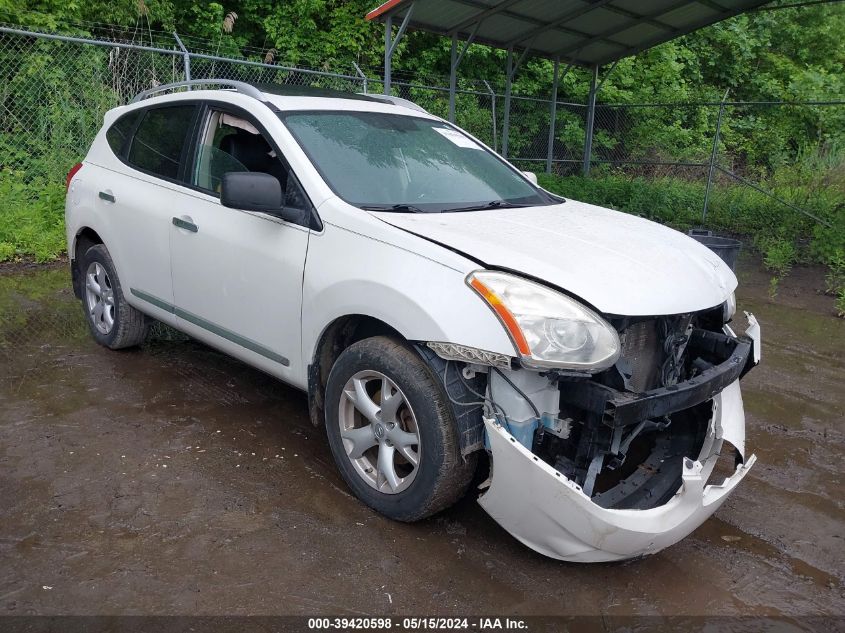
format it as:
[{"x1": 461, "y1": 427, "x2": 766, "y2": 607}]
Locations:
[{"x1": 127, "y1": 105, "x2": 196, "y2": 181}]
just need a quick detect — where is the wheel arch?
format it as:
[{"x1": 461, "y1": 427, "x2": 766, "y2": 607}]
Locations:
[
  {"x1": 307, "y1": 313, "x2": 403, "y2": 429},
  {"x1": 307, "y1": 313, "x2": 486, "y2": 458},
  {"x1": 71, "y1": 227, "x2": 105, "y2": 299}
]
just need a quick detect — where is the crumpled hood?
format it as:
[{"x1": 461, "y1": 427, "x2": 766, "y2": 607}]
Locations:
[{"x1": 371, "y1": 200, "x2": 737, "y2": 316}]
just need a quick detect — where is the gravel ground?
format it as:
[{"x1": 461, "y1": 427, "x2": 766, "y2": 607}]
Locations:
[{"x1": 0, "y1": 255, "x2": 843, "y2": 621}]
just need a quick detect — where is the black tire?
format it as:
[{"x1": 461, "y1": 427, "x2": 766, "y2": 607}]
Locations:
[
  {"x1": 325, "y1": 336, "x2": 476, "y2": 521},
  {"x1": 79, "y1": 244, "x2": 148, "y2": 349}
]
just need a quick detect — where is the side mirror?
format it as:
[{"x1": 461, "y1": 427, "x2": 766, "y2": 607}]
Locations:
[
  {"x1": 522, "y1": 171, "x2": 539, "y2": 185},
  {"x1": 220, "y1": 172, "x2": 301, "y2": 222}
]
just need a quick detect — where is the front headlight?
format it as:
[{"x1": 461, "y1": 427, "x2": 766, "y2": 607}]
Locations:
[{"x1": 467, "y1": 271, "x2": 621, "y2": 372}]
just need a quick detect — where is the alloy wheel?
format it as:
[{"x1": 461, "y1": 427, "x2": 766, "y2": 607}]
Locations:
[
  {"x1": 337, "y1": 370, "x2": 421, "y2": 494},
  {"x1": 84, "y1": 261, "x2": 115, "y2": 335}
]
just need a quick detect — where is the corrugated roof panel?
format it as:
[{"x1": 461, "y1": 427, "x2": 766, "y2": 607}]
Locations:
[
  {"x1": 532, "y1": 31, "x2": 581, "y2": 56},
  {"x1": 579, "y1": 40, "x2": 624, "y2": 62},
  {"x1": 478, "y1": 13, "x2": 541, "y2": 44},
  {"x1": 513, "y1": 0, "x2": 590, "y2": 23},
  {"x1": 659, "y1": 4, "x2": 721, "y2": 29},
  {"x1": 610, "y1": 22, "x2": 666, "y2": 47},
  {"x1": 612, "y1": 0, "x2": 689, "y2": 15},
  {"x1": 565, "y1": 8, "x2": 632, "y2": 36},
  {"x1": 451, "y1": 0, "x2": 499, "y2": 18},
  {"x1": 407, "y1": 2, "x2": 478, "y2": 30}
]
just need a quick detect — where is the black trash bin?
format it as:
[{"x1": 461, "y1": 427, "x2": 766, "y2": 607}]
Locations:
[{"x1": 688, "y1": 229, "x2": 742, "y2": 272}]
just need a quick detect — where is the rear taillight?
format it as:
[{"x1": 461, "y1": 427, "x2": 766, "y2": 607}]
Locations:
[{"x1": 66, "y1": 162, "x2": 83, "y2": 192}]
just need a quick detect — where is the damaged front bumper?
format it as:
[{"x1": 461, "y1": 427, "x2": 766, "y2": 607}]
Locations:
[{"x1": 477, "y1": 314, "x2": 761, "y2": 563}]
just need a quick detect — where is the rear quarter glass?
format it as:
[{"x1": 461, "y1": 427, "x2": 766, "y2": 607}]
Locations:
[{"x1": 105, "y1": 109, "x2": 142, "y2": 156}]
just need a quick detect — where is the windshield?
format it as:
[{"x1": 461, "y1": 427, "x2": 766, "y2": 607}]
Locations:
[{"x1": 279, "y1": 111, "x2": 552, "y2": 213}]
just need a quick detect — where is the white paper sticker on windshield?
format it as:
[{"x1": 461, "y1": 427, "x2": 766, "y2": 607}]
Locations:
[{"x1": 433, "y1": 127, "x2": 482, "y2": 149}]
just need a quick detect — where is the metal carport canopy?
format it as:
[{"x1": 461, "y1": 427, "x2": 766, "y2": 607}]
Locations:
[
  {"x1": 366, "y1": 0, "x2": 771, "y2": 67},
  {"x1": 366, "y1": 0, "x2": 772, "y2": 172}
]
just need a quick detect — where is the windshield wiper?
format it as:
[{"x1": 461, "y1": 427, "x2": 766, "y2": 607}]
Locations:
[
  {"x1": 360, "y1": 204, "x2": 425, "y2": 213},
  {"x1": 443, "y1": 200, "x2": 530, "y2": 213}
]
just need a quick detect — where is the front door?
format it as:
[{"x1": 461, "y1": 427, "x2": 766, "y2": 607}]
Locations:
[{"x1": 169, "y1": 105, "x2": 312, "y2": 386}]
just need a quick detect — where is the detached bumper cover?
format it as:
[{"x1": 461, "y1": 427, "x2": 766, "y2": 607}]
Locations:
[{"x1": 479, "y1": 406, "x2": 755, "y2": 562}]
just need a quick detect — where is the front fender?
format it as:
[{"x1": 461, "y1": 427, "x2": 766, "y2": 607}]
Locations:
[{"x1": 300, "y1": 224, "x2": 515, "y2": 370}]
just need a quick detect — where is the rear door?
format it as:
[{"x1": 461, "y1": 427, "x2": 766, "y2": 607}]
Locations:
[
  {"x1": 168, "y1": 103, "x2": 312, "y2": 386},
  {"x1": 101, "y1": 104, "x2": 199, "y2": 319}
]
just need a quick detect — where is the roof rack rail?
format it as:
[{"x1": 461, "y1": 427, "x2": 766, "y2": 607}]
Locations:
[
  {"x1": 362, "y1": 93, "x2": 428, "y2": 114},
  {"x1": 130, "y1": 79, "x2": 266, "y2": 104}
]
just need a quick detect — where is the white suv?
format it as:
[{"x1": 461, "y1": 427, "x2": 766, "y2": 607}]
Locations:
[{"x1": 65, "y1": 80, "x2": 761, "y2": 562}]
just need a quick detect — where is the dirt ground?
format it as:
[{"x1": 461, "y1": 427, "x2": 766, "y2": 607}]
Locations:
[{"x1": 0, "y1": 254, "x2": 843, "y2": 621}]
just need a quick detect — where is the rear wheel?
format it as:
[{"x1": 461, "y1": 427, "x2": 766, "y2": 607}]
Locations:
[
  {"x1": 324, "y1": 336, "x2": 476, "y2": 521},
  {"x1": 80, "y1": 244, "x2": 148, "y2": 349}
]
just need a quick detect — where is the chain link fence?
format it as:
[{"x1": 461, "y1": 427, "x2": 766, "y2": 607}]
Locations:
[
  {"x1": 1, "y1": 24, "x2": 841, "y2": 182},
  {"x1": 0, "y1": 22, "x2": 843, "y2": 366}
]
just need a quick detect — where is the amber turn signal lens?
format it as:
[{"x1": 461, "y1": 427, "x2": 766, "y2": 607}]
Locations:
[{"x1": 469, "y1": 277, "x2": 531, "y2": 356}]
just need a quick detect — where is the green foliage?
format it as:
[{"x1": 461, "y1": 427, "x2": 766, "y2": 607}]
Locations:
[
  {"x1": 0, "y1": 171, "x2": 65, "y2": 262},
  {"x1": 0, "y1": 242, "x2": 14, "y2": 260},
  {"x1": 825, "y1": 250, "x2": 845, "y2": 296},
  {"x1": 0, "y1": 27, "x2": 133, "y2": 262},
  {"x1": 537, "y1": 172, "x2": 704, "y2": 228},
  {"x1": 758, "y1": 237, "x2": 796, "y2": 298},
  {"x1": 0, "y1": 32, "x2": 132, "y2": 182},
  {"x1": 824, "y1": 249, "x2": 845, "y2": 316},
  {"x1": 253, "y1": 0, "x2": 379, "y2": 67}
]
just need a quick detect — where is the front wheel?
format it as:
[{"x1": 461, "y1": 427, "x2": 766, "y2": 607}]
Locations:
[{"x1": 324, "y1": 336, "x2": 476, "y2": 522}]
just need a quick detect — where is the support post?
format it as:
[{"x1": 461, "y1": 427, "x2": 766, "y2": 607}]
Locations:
[
  {"x1": 383, "y1": 15, "x2": 392, "y2": 95},
  {"x1": 546, "y1": 56, "x2": 560, "y2": 174},
  {"x1": 383, "y1": 3, "x2": 415, "y2": 96},
  {"x1": 448, "y1": 23, "x2": 480, "y2": 123},
  {"x1": 502, "y1": 44, "x2": 532, "y2": 158},
  {"x1": 352, "y1": 61, "x2": 368, "y2": 94},
  {"x1": 502, "y1": 48, "x2": 513, "y2": 158},
  {"x1": 582, "y1": 64, "x2": 598, "y2": 176},
  {"x1": 173, "y1": 32, "x2": 191, "y2": 83},
  {"x1": 449, "y1": 34, "x2": 458, "y2": 122},
  {"x1": 702, "y1": 89, "x2": 730, "y2": 223},
  {"x1": 483, "y1": 80, "x2": 497, "y2": 152}
]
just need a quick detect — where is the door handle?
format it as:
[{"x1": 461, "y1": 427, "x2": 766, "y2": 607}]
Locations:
[
  {"x1": 98, "y1": 191, "x2": 115, "y2": 203},
  {"x1": 172, "y1": 216, "x2": 198, "y2": 233}
]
